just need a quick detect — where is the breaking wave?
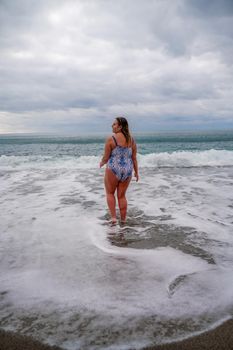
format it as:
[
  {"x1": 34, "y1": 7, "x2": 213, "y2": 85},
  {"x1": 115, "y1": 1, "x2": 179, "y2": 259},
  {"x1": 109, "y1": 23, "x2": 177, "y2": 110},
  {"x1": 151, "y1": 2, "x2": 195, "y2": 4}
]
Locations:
[{"x1": 0, "y1": 149, "x2": 233, "y2": 169}]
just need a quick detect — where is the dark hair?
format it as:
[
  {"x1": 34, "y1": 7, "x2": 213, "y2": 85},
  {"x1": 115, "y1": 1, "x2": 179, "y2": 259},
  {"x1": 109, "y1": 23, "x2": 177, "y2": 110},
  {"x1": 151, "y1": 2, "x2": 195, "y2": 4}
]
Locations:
[{"x1": 116, "y1": 117, "x2": 131, "y2": 145}]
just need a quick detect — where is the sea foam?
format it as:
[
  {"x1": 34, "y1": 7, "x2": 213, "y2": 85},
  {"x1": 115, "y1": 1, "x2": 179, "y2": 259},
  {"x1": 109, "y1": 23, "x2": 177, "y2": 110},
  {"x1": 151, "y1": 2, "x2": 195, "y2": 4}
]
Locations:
[
  {"x1": 0, "y1": 149, "x2": 233, "y2": 169},
  {"x1": 1, "y1": 146, "x2": 233, "y2": 349}
]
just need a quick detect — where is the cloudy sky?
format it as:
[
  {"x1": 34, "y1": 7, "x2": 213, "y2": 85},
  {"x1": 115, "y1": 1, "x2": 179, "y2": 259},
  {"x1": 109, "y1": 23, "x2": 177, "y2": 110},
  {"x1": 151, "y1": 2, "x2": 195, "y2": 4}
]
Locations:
[{"x1": 0, "y1": 0, "x2": 233, "y2": 134}]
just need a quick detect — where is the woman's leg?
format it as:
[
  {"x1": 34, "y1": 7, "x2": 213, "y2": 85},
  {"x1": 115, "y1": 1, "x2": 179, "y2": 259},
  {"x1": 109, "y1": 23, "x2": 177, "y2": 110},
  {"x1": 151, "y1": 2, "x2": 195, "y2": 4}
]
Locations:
[
  {"x1": 104, "y1": 168, "x2": 119, "y2": 222},
  {"x1": 117, "y1": 177, "x2": 131, "y2": 222}
]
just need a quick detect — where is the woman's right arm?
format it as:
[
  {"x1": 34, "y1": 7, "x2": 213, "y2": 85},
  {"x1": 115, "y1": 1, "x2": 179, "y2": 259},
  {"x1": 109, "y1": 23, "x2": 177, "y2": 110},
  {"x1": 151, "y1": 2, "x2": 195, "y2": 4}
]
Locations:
[{"x1": 132, "y1": 140, "x2": 139, "y2": 182}]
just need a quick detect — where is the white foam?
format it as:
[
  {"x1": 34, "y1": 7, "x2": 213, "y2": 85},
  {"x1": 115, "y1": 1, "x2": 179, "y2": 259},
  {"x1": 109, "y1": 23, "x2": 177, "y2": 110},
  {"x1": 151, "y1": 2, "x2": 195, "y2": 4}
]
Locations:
[
  {"x1": 138, "y1": 149, "x2": 233, "y2": 168},
  {"x1": 0, "y1": 154, "x2": 99, "y2": 169},
  {"x1": 1, "y1": 158, "x2": 233, "y2": 349},
  {"x1": 1, "y1": 149, "x2": 233, "y2": 170}
]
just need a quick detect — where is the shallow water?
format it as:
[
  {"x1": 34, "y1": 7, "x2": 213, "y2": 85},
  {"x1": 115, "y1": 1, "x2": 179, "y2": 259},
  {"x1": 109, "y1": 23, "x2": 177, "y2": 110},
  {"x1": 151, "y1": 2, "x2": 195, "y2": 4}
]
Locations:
[
  {"x1": 0, "y1": 164, "x2": 233, "y2": 349},
  {"x1": 0, "y1": 133, "x2": 233, "y2": 349}
]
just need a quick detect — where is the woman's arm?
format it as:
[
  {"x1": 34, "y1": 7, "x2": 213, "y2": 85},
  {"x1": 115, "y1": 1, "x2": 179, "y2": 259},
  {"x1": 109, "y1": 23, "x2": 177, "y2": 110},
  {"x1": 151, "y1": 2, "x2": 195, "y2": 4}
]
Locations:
[
  {"x1": 99, "y1": 137, "x2": 112, "y2": 168},
  {"x1": 132, "y1": 140, "x2": 139, "y2": 181}
]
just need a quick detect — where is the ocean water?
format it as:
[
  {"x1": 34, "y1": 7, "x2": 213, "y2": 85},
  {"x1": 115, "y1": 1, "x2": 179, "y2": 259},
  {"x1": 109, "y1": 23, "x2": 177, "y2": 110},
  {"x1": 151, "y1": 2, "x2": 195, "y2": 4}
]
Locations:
[{"x1": 0, "y1": 130, "x2": 233, "y2": 350}]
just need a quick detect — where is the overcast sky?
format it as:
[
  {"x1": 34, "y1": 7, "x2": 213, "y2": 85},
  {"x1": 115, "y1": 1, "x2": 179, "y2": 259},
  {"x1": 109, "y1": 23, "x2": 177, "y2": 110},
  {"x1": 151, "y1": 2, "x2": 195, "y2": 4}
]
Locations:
[{"x1": 0, "y1": 0, "x2": 233, "y2": 134}]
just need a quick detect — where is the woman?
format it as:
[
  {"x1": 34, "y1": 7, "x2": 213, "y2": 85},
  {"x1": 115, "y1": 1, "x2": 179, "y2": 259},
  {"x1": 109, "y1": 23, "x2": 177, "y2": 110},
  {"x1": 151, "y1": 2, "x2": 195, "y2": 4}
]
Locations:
[{"x1": 100, "y1": 117, "x2": 139, "y2": 224}]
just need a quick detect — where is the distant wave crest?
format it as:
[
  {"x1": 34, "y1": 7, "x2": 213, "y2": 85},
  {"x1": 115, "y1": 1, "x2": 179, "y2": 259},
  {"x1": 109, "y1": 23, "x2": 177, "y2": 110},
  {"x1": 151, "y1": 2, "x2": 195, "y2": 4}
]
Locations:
[
  {"x1": 0, "y1": 149, "x2": 233, "y2": 169},
  {"x1": 138, "y1": 149, "x2": 233, "y2": 168}
]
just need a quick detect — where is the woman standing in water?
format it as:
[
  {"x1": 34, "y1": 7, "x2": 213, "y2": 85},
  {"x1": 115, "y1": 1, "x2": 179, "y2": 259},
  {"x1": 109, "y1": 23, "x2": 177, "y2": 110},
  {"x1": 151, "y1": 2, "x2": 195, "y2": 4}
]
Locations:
[{"x1": 100, "y1": 117, "x2": 139, "y2": 224}]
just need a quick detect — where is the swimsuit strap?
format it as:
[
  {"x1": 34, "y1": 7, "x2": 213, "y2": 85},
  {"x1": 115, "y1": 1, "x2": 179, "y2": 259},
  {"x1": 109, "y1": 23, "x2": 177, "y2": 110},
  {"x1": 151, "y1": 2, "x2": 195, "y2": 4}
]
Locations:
[{"x1": 112, "y1": 135, "x2": 118, "y2": 146}]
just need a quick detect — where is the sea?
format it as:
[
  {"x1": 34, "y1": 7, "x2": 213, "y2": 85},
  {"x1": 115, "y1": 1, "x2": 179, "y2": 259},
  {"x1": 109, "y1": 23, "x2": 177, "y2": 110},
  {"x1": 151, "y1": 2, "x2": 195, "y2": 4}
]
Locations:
[{"x1": 0, "y1": 130, "x2": 233, "y2": 350}]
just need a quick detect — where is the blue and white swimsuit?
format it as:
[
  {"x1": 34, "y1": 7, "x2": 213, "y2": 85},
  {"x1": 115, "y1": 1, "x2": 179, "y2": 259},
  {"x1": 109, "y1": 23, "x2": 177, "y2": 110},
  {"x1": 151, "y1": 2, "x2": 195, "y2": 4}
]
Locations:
[{"x1": 107, "y1": 136, "x2": 133, "y2": 182}]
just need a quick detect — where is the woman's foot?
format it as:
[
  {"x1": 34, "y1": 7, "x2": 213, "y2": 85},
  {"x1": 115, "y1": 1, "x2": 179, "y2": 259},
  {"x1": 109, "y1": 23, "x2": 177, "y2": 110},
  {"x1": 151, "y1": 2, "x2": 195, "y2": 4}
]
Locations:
[{"x1": 111, "y1": 218, "x2": 117, "y2": 225}]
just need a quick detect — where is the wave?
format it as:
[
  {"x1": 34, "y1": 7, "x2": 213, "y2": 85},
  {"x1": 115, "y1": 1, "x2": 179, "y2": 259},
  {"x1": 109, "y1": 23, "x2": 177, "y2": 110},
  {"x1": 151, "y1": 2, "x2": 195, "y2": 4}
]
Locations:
[
  {"x1": 138, "y1": 149, "x2": 233, "y2": 168},
  {"x1": 0, "y1": 149, "x2": 233, "y2": 169},
  {"x1": 0, "y1": 155, "x2": 99, "y2": 169}
]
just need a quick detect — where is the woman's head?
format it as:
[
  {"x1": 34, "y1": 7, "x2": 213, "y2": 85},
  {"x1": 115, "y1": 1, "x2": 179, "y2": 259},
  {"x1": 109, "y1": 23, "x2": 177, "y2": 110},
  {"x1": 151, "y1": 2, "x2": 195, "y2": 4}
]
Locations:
[{"x1": 112, "y1": 117, "x2": 131, "y2": 144}]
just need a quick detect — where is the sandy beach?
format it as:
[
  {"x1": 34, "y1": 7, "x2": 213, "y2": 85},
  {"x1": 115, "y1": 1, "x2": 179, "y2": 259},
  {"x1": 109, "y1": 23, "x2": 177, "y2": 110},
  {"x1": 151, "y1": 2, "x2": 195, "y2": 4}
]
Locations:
[{"x1": 0, "y1": 318, "x2": 233, "y2": 350}]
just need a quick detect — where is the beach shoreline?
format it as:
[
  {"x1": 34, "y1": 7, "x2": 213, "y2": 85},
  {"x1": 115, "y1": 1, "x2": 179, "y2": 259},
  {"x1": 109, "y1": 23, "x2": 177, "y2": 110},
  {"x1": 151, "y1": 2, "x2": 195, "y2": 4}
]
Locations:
[{"x1": 0, "y1": 318, "x2": 232, "y2": 350}]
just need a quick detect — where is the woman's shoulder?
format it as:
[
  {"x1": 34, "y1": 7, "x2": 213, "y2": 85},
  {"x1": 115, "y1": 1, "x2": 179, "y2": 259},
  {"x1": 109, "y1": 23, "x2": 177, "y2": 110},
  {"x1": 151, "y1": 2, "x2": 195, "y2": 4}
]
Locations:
[{"x1": 105, "y1": 135, "x2": 116, "y2": 146}]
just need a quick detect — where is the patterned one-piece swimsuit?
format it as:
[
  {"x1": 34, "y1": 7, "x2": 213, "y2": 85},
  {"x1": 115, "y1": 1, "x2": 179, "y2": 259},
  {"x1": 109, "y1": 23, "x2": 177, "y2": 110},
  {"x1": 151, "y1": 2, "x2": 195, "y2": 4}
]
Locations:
[{"x1": 107, "y1": 136, "x2": 133, "y2": 182}]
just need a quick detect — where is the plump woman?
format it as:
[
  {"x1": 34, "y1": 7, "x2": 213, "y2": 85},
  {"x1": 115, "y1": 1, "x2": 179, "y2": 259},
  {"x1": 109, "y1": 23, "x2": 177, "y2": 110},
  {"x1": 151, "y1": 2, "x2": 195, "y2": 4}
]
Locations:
[{"x1": 100, "y1": 117, "x2": 139, "y2": 224}]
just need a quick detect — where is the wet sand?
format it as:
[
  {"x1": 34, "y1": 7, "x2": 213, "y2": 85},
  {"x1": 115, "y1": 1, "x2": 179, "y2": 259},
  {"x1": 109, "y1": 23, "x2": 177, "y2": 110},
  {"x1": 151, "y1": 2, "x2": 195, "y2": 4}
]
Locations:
[
  {"x1": 0, "y1": 318, "x2": 232, "y2": 350},
  {"x1": 0, "y1": 328, "x2": 62, "y2": 350}
]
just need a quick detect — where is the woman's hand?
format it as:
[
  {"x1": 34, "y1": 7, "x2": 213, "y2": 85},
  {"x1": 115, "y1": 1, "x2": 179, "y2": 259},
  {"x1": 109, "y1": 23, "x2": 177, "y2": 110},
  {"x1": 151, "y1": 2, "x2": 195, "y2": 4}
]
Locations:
[
  {"x1": 134, "y1": 172, "x2": 139, "y2": 182},
  {"x1": 99, "y1": 160, "x2": 105, "y2": 168}
]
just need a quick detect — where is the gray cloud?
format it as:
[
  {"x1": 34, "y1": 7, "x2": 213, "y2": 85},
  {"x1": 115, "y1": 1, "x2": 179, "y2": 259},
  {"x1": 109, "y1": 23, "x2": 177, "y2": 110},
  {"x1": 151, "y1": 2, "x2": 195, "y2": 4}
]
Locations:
[
  {"x1": 0, "y1": 0, "x2": 233, "y2": 133},
  {"x1": 183, "y1": 0, "x2": 233, "y2": 17}
]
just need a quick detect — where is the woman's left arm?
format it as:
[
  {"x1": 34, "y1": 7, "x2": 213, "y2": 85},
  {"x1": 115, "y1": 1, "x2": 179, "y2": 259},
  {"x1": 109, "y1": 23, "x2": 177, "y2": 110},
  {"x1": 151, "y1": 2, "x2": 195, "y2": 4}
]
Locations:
[{"x1": 99, "y1": 137, "x2": 112, "y2": 168}]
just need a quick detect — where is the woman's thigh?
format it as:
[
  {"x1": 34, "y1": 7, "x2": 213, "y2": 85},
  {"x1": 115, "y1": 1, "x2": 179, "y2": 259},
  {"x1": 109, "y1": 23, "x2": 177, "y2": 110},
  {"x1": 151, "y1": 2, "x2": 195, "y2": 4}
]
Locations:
[
  {"x1": 117, "y1": 176, "x2": 132, "y2": 198},
  {"x1": 104, "y1": 168, "x2": 119, "y2": 194}
]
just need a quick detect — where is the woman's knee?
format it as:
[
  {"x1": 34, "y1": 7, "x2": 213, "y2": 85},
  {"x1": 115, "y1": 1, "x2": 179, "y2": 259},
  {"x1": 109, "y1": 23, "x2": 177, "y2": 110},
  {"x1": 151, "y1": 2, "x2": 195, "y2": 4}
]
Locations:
[
  {"x1": 117, "y1": 194, "x2": 127, "y2": 204},
  {"x1": 107, "y1": 191, "x2": 115, "y2": 197}
]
